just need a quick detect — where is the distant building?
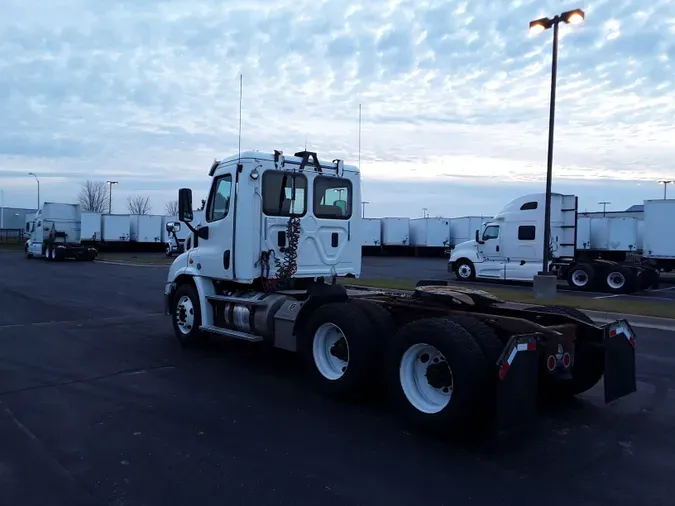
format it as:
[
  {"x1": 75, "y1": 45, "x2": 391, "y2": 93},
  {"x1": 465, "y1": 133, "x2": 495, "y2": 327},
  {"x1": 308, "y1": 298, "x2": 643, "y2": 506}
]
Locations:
[{"x1": 1, "y1": 207, "x2": 38, "y2": 230}]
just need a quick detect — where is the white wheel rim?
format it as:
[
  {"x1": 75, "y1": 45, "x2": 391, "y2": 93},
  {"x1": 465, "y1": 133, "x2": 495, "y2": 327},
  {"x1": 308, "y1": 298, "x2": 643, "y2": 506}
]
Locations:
[
  {"x1": 399, "y1": 343, "x2": 453, "y2": 414},
  {"x1": 50, "y1": 249, "x2": 55, "y2": 259},
  {"x1": 312, "y1": 322, "x2": 349, "y2": 380},
  {"x1": 457, "y1": 263, "x2": 472, "y2": 279},
  {"x1": 607, "y1": 272, "x2": 625, "y2": 290},
  {"x1": 572, "y1": 269, "x2": 588, "y2": 287},
  {"x1": 175, "y1": 295, "x2": 195, "y2": 335}
]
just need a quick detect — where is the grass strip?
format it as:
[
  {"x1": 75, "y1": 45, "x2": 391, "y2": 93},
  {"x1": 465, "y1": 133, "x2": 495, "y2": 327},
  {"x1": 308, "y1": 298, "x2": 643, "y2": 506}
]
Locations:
[
  {"x1": 342, "y1": 278, "x2": 675, "y2": 319},
  {"x1": 97, "y1": 254, "x2": 173, "y2": 265}
]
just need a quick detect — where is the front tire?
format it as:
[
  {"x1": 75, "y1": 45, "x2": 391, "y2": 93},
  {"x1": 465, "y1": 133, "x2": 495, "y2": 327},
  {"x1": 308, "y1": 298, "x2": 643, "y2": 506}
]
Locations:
[
  {"x1": 385, "y1": 317, "x2": 489, "y2": 437},
  {"x1": 454, "y1": 259, "x2": 476, "y2": 281},
  {"x1": 171, "y1": 284, "x2": 207, "y2": 348}
]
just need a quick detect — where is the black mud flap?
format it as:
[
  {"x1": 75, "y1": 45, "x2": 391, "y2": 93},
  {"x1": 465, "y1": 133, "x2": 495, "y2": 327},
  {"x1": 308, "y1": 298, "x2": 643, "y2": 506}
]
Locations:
[
  {"x1": 494, "y1": 334, "x2": 540, "y2": 431},
  {"x1": 603, "y1": 319, "x2": 637, "y2": 403}
]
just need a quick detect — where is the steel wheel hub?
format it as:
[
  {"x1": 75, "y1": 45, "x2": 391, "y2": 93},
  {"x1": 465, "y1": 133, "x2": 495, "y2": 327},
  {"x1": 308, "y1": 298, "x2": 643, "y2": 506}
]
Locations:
[{"x1": 176, "y1": 295, "x2": 195, "y2": 335}]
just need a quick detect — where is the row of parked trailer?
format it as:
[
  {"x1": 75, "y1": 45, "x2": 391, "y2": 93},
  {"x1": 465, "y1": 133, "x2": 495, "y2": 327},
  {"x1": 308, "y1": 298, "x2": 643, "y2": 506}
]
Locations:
[
  {"x1": 362, "y1": 197, "x2": 675, "y2": 270},
  {"x1": 24, "y1": 203, "x2": 196, "y2": 258}
]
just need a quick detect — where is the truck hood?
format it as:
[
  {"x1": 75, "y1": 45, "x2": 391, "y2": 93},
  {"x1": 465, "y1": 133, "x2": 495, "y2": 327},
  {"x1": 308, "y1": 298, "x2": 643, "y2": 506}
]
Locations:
[{"x1": 449, "y1": 240, "x2": 480, "y2": 262}]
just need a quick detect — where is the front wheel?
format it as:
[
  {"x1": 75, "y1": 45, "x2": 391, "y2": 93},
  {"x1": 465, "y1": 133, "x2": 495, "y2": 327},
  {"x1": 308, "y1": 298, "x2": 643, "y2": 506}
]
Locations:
[
  {"x1": 165, "y1": 244, "x2": 173, "y2": 257},
  {"x1": 171, "y1": 284, "x2": 207, "y2": 348},
  {"x1": 454, "y1": 259, "x2": 475, "y2": 281}
]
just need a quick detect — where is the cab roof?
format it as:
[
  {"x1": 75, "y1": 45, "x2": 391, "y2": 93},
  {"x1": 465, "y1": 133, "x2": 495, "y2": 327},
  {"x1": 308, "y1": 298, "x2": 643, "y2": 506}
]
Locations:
[{"x1": 214, "y1": 150, "x2": 360, "y2": 176}]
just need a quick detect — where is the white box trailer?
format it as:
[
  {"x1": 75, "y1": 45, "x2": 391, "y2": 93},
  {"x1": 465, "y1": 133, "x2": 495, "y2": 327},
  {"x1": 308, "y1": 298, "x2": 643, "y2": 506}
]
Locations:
[
  {"x1": 130, "y1": 214, "x2": 163, "y2": 242},
  {"x1": 381, "y1": 217, "x2": 410, "y2": 246},
  {"x1": 410, "y1": 217, "x2": 451, "y2": 247},
  {"x1": 643, "y1": 199, "x2": 675, "y2": 264},
  {"x1": 361, "y1": 218, "x2": 382, "y2": 246},
  {"x1": 449, "y1": 216, "x2": 492, "y2": 248},
  {"x1": 577, "y1": 217, "x2": 640, "y2": 252},
  {"x1": 81, "y1": 212, "x2": 102, "y2": 242},
  {"x1": 102, "y1": 214, "x2": 131, "y2": 242}
]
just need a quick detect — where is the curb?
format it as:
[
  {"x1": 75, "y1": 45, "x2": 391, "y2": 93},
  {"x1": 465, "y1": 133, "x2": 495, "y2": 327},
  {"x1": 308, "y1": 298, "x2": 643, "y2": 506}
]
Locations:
[
  {"x1": 95, "y1": 260, "x2": 169, "y2": 268},
  {"x1": 345, "y1": 284, "x2": 675, "y2": 331}
]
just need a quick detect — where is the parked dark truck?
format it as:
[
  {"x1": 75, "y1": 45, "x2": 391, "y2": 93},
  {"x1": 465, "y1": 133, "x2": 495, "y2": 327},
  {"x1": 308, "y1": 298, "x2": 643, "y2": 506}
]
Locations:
[{"x1": 163, "y1": 150, "x2": 637, "y2": 436}]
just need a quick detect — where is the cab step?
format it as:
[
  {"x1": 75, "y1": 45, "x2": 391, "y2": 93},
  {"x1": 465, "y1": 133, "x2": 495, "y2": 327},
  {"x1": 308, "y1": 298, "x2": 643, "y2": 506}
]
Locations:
[{"x1": 199, "y1": 324, "x2": 264, "y2": 342}]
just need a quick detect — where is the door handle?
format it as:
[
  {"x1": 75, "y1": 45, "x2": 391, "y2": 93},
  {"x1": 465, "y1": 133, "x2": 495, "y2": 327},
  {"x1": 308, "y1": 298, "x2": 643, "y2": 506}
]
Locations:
[
  {"x1": 496, "y1": 245, "x2": 500, "y2": 252},
  {"x1": 223, "y1": 250, "x2": 230, "y2": 269},
  {"x1": 331, "y1": 233, "x2": 339, "y2": 247}
]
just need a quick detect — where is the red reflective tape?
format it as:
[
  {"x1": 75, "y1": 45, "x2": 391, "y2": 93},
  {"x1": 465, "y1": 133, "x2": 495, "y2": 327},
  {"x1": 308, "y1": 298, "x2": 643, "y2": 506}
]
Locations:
[
  {"x1": 629, "y1": 337, "x2": 636, "y2": 348},
  {"x1": 527, "y1": 342, "x2": 536, "y2": 351},
  {"x1": 499, "y1": 362, "x2": 510, "y2": 380},
  {"x1": 609, "y1": 329, "x2": 617, "y2": 337}
]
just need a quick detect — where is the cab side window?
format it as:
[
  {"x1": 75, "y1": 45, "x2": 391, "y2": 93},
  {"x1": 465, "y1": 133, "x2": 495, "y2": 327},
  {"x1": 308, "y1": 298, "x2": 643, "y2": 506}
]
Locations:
[
  {"x1": 482, "y1": 226, "x2": 499, "y2": 240},
  {"x1": 207, "y1": 175, "x2": 232, "y2": 222}
]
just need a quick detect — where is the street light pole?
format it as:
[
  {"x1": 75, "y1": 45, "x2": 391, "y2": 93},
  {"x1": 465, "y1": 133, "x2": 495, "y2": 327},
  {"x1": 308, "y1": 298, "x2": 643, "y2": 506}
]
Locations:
[
  {"x1": 28, "y1": 172, "x2": 40, "y2": 209},
  {"x1": 106, "y1": 181, "x2": 118, "y2": 214},
  {"x1": 529, "y1": 8, "x2": 585, "y2": 275},
  {"x1": 658, "y1": 180, "x2": 672, "y2": 199},
  {"x1": 598, "y1": 201, "x2": 611, "y2": 216}
]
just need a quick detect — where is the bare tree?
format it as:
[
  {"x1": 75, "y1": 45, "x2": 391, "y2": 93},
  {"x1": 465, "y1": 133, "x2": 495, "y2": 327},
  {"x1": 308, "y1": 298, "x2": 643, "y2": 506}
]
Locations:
[
  {"x1": 78, "y1": 180, "x2": 109, "y2": 212},
  {"x1": 164, "y1": 200, "x2": 179, "y2": 216},
  {"x1": 127, "y1": 195, "x2": 152, "y2": 215},
  {"x1": 198, "y1": 198, "x2": 206, "y2": 210}
]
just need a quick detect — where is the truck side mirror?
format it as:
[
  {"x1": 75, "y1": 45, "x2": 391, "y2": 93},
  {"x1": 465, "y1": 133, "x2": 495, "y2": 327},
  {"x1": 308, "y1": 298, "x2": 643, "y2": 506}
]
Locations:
[
  {"x1": 475, "y1": 229, "x2": 479, "y2": 242},
  {"x1": 178, "y1": 189, "x2": 194, "y2": 223}
]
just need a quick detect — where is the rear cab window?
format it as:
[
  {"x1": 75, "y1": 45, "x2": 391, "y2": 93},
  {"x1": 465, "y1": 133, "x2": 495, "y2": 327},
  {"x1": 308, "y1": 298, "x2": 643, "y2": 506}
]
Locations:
[
  {"x1": 313, "y1": 176, "x2": 352, "y2": 219},
  {"x1": 262, "y1": 171, "x2": 308, "y2": 216}
]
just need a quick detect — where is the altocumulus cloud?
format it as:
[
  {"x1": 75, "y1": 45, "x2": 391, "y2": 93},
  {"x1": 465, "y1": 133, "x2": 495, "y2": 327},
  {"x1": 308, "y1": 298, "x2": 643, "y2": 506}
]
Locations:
[{"x1": 0, "y1": 0, "x2": 674, "y2": 215}]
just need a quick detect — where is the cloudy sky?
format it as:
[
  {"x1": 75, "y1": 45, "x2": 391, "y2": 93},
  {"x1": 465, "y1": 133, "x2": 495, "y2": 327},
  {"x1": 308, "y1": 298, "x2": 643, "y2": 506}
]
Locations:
[{"x1": 1, "y1": 0, "x2": 674, "y2": 218}]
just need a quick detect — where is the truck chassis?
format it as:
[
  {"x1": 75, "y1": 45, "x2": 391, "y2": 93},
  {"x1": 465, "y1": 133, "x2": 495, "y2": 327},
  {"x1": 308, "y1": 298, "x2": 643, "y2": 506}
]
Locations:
[{"x1": 165, "y1": 277, "x2": 637, "y2": 437}]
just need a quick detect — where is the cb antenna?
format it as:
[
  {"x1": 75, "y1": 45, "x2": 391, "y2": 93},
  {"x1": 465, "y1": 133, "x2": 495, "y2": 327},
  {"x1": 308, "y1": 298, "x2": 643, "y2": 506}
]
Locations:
[
  {"x1": 358, "y1": 103, "x2": 362, "y2": 168},
  {"x1": 238, "y1": 73, "x2": 243, "y2": 164}
]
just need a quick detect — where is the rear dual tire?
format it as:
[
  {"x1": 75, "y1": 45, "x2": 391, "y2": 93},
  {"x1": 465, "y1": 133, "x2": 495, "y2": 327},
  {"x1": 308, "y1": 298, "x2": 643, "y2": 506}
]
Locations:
[{"x1": 302, "y1": 301, "x2": 503, "y2": 437}]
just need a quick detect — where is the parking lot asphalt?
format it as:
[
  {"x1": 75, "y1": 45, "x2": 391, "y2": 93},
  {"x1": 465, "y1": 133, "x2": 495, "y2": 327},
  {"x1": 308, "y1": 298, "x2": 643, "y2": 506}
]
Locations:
[
  {"x1": 362, "y1": 256, "x2": 675, "y2": 302},
  {"x1": 2, "y1": 251, "x2": 675, "y2": 505}
]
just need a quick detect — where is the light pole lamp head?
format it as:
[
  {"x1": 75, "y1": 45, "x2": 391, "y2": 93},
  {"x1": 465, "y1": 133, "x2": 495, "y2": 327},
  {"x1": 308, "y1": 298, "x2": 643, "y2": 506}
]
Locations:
[
  {"x1": 659, "y1": 180, "x2": 673, "y2": 185},
  {"x1": 529, "y1": 17, "x2": 553, "y2": 34},
  {"x1": 561, "y1": 8, "x2": 585, "y2": 24}
]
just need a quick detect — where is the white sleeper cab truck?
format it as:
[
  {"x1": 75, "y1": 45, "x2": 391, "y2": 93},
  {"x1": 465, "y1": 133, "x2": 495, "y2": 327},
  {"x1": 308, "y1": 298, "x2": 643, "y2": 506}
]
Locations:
[
  {"x1": 448, "y1": 193, "x2": 659, "y2": 294},
  {"x1": 164, "y1": 150, "x2": 638, "y2": 438},
  {"x1": 25, "y1": 202, "x2": 98, "y2": 261},
  {"x1": 165, "y1": 221, "x2": 186, "y2": 257}
]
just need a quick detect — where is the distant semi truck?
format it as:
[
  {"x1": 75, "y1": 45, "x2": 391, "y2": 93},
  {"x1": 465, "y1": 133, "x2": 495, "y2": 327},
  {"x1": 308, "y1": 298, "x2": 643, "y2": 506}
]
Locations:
[{"x1": 25, "y1": 202, "x2": 98, "y2": 261}]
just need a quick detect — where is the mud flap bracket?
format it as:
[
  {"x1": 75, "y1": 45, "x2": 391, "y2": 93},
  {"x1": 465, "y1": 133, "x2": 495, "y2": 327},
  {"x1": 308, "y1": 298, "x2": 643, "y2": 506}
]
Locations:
[{"x1": 495, "y1": 333, "x2": 540, "y2": 431}]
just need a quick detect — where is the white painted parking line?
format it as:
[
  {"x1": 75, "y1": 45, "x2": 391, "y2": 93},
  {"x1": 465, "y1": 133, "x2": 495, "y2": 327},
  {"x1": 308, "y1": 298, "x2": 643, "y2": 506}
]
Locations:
[{"x1": 652, "y1": 286, "x2": 675, "y2": 292}]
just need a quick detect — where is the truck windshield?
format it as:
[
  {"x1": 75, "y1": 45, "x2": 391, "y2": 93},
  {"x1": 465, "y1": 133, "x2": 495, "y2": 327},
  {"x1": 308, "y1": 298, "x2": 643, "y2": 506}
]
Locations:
[
  {"x1": 313, "y1": 176, "x2": 352, "y2": 219},
  {"x1": 262, "y1": 171, "x2": 307, "y2": 217}
]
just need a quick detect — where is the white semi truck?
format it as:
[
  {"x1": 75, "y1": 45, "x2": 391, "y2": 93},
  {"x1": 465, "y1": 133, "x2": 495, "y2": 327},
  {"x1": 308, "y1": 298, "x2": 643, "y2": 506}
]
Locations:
[
  {"x1": 448, "y1": 193, "x2": 660, "y2": 294},
  {"x1": 25, "y1": 202, "x2": 98, "y2": 261},
  {"x1": 163, "y1": 150, "x2": 637, "y2": 437}
]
